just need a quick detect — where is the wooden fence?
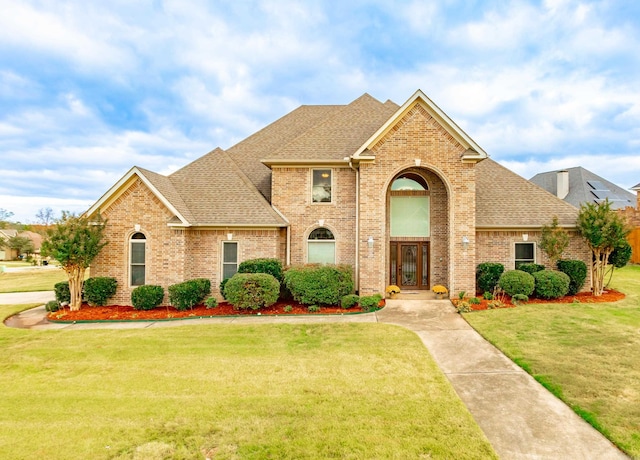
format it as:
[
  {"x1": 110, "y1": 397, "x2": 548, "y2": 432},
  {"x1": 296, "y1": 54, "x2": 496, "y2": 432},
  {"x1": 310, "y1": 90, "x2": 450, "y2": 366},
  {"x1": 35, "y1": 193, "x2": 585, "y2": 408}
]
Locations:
[{"x1": 629, "y1": 228, "x2": 640, "y2": 264}]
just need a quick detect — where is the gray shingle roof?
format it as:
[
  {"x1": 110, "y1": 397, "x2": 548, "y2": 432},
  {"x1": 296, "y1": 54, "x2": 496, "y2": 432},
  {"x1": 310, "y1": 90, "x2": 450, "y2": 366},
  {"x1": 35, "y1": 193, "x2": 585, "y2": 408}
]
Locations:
[
  {"x1": 530, "y1": 167, "x2": 635, "y2": 210},
  {"x1": 476, "y1": 159, "x2": 579, "y2": 228}
]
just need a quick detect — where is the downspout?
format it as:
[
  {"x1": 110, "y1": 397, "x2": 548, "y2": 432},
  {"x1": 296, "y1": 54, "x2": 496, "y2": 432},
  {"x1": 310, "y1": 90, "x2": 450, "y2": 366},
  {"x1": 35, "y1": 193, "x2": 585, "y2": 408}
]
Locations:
[
  {"x1": 349, "y1": 158, "x2": 360, "y2": 292},
  {"x1": 286, "y1": 225, "x2": 291, "y2": 266}
]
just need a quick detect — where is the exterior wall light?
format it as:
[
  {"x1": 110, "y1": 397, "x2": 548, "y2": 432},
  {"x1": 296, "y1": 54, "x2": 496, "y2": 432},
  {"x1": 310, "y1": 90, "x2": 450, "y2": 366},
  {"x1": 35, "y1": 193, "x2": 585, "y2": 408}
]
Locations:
[
  {"x1": 462, "y1": 236, "x2": 469, "y2": 249},
  {"x1": 367, "y1": 236, "x2": 374, "y2": 248}
]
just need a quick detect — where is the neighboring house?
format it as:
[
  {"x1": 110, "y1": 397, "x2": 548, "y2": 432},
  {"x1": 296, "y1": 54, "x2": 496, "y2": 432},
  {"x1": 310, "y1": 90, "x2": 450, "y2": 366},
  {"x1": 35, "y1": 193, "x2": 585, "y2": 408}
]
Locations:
[
  {"x1": 618, "y1": 183, "x2": 640, "y2": 264},
  {"x1": 0, "y1": 229, "x2": 18, "y2": 261},
  {"x1": 529, "y1": 167, "x2": 636, "y2": 210},
  {"x1": 86, "y1": 90, "x2": 590, "y2": 304}
]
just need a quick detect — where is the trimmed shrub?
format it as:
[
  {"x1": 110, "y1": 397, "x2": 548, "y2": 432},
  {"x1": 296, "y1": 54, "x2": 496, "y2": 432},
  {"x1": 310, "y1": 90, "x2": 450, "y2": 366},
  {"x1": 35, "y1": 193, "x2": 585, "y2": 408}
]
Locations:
[
  {"x1": 169, "y1": 278, "x2": 211, "y2": 311},
  {"x1": 219, "y1": 278, "x2": 230, "y2": 300},
  {"x1": 469, "y1": 297, "x2": 481, "y2": 305},
  {"x1": 609, "y1": 240, "x2": 632, "y2": 269},
  {"x1": 284, "y1": 264, "x2": 354, "y2": 306},
  {"x1": 83, "y1": 277, "x2": 117, "y2": 306},
  {"x1": 482, "y1": 291, "x2": 493, "y2": 300},
  {"x1": 238, "y1": 258, "x2": 284, "y2": 281},
  {"x1": 533, "y1": 270, "x2": 570, "y2": 299},
  {"x1": 511, "y1": 294, "x2": 529, "y2": 305},
  {"x1": 54, "y1": 281, "x2": 70, "y2": 304},
  {"x1": 359, "y1": 293, "x2": 383, "y2": 312},
  {"x1": 131, "y1": 285, "x2": 164, "y2": 311},
  {"x1": 517, "y1": 263, "x2": 545, "y2": 275},
  {"x1": 205, "y1": 297, "x2": 218, "y2": 309},
  {"x1": 45, "y1": 300, "x2": 59, "y2": 312},
  {"x1": 224, "y1": 273, "x2": 280, "y2": 310},
  {"x1": 476, "y1": 263, "x2": 504, "y2": 293},
  {"x1": 557, "y1": 259, "x2": 588, "y2": 295},
  {"x1": 341, "y1": 294, "x2": 359, "y2": 309},
  {"x1": 498, "y1": 270, "x2": 535, "y2": 297}
]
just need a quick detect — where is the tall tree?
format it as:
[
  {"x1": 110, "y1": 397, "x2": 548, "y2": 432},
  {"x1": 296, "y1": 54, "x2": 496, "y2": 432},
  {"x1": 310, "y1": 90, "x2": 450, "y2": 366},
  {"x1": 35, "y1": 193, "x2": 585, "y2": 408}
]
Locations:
[
  {"x1": 41, "y1": 212, "x2": 108, "y2": 310},
  {"x1": 576, "y1": 200, "x2": 630, "y2": 296},
  {"x1": 36, "y1": 207, "x2": 55, "y2": 226},
  {"x1": 539, "y1": 216, "x2": 570, "y2": 267}
]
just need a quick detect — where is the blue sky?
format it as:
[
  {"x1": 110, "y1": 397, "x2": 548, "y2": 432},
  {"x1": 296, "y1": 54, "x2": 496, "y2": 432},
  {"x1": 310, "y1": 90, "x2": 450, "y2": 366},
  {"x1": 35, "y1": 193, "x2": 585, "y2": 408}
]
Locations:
[{"x1": 2, "y1": 0, "x2": 640, "y2": 223}]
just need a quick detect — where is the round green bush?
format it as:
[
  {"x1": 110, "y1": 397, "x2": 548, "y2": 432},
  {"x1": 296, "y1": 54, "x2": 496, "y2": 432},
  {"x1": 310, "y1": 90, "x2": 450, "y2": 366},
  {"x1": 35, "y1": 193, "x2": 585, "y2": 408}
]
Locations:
[
  {"x1": 556, "y1": 259, "x2": 588, "y2": 295},
  {"x1": 224, "y1": 273, "x2": 280, "y2": 310},
  {"x1": 131, "y1": 285, "x2": 165, "y2": 310},
  {"x1": 54, "y1": 281, "x2": 71, "y2": 304},
  {"x1": 284, "y1": 264, "x2": 354, "y2": 306},
  {"x1": 498, "y1": 270, "x2": 535, "y2": 297},
  {"x1": 45, "y1": 300, "x2": 59, "y2": 312},
  {"x1": 83, "y1": 277, "x2": 117, "y2": 306},
  {"x1": 533, "y1": 270, "x2": 570, "y2": 299},
  {"x1": 517, "y1": 263, "x2": 545, "y2": 274},
  {"x1": 476, "y1": 262, "x2": 504, "y2": 293},
  {"x1": 341, "y1": 294, "x2": 359, "y2": 309}
]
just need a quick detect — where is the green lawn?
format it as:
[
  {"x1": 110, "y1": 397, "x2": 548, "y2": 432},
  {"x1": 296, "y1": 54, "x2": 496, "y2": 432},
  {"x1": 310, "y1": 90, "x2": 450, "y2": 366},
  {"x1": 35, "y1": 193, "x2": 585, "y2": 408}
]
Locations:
[
  {"x1": 0, "y1": 304, "x2": 496, "y2": 459},
  {"x1": 0, "y1": 267, "x2": 68, "y2": 293},
  {"x1": 464, "y1": 264, "x2": 640, "y2": 459}
]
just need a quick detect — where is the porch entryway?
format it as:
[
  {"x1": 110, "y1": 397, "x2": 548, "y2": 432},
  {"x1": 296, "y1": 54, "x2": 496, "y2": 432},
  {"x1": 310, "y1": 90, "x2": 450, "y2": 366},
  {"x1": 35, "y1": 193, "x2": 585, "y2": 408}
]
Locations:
[{"x1": 390, "y1": 241, "x2": 430, "y2": 289}]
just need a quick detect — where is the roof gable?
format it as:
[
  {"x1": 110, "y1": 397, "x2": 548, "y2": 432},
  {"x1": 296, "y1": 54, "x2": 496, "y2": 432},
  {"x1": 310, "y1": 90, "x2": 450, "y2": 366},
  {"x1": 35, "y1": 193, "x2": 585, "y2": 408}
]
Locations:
[{"x1": 353, "y1": 90, "x2": 487, "y2": 162}]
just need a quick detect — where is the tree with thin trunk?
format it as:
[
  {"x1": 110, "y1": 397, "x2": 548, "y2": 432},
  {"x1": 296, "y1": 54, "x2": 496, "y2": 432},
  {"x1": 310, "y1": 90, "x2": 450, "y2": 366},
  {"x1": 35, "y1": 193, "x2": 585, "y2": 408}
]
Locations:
[
  {"x1": 539, "y1": 215, "x2": 570, "y2": 268},
  {"x1": 36, "y1": 207, "x2": 55, "y2": 226},
  {"x1": 41, "y1": 212, "x2": 108, "y2": 311},
  {"x1": 1, "y1": 236, "x2": 35, "y2": 259},
  {"x1": 576, "y1": 200, "x2": 630, "y2": 296}
]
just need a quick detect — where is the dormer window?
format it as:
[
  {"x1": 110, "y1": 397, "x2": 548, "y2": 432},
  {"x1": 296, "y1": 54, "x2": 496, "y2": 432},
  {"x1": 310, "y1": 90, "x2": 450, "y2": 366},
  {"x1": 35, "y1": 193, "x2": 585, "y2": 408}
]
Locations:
[{"x1": 312, "y1": 169, "x2": 332, "y2": 203}]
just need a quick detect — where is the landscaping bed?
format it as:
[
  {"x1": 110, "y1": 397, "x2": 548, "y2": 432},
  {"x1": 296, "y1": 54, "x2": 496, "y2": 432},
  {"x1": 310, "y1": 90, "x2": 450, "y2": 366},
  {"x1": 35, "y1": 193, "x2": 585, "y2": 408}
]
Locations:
[
  {"x1": 47, "y1": 300, "x2": 374, "y2": 322},
  {"x1": 453, "y1": 289, "x2": 625, "y2": 311}
]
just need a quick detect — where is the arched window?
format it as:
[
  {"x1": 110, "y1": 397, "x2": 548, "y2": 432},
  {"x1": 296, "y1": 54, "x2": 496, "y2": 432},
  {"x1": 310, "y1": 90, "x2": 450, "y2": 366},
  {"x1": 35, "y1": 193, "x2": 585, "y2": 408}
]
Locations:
[
  {"x1": 130, "y1": 232, "x2": 146, "y2": 286},
  {"x1": 390, "y1": 174, "x2": 430, "y2": 237},
  {"x1": 307, "y1": 227, "x2": 335, "y2": 264}
]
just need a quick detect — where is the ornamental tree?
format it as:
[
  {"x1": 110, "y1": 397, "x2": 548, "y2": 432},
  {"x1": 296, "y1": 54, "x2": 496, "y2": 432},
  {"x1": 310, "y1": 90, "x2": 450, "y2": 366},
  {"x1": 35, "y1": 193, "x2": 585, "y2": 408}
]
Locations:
[
  {"x1": 41, "y1": 212, "x2": 108, "y2": 311},
  {"x1": 576, "y1": 200, "x2": 630, "y2": 296},
  {"x1": 539, "y1": 216, "x2": 570, "y2": 267},
  {"x1": 1, "y1": 235, "x2": 35, "y2": 259}
]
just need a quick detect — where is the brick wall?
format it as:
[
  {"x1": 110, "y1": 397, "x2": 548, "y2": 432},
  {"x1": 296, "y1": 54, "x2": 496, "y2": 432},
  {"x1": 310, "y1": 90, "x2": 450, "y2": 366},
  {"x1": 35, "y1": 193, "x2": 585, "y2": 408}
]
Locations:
[{"x1": 91, "y1": 178, "x2": 285, "y2": 305}]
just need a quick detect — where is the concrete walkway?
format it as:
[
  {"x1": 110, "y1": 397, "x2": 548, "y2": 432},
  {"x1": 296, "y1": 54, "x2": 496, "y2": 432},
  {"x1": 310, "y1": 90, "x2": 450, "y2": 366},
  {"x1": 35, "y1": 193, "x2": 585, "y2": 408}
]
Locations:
[{"x1": 2, "y1": 295, "x2": 629, "y2": 459}]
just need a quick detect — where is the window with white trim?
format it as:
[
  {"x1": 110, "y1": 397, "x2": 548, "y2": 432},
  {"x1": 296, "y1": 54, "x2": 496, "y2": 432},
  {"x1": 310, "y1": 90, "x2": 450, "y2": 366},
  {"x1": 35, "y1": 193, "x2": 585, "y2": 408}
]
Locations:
[
  {"x1": 222, "y1": 241, "x2": 239, "y2": 280},
  {"x1": 130, "y1": 232, "x2": 146, "y2": 286},
  {"x1": 307, "y1": 227, "x2": 335, "y2": 264},
  {"x1": 515, "y1": 242, "x2": 535, "y2": 269},
  {"x1": 312, "y1": 169, "x2": 332, "y2": 203}
]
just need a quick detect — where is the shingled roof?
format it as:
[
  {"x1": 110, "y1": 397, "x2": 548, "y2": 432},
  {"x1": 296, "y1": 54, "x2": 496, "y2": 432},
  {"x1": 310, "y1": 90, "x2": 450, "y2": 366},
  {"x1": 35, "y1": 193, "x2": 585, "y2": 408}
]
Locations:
[{"x1": 476, "y1": 159, "x2": 579, "y2": 228}]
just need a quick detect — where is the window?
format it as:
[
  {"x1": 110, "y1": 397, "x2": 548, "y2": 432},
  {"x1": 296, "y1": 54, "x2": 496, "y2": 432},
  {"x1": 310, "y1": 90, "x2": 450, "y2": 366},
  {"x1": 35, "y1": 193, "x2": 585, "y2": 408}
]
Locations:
[
  {"x1": 312, "y1": 169, "x2": 332, "y2": 203},
  {"x1": 222, "y1": 241, "x2": 238, "y2": 280},
  {"x1": 515, "y1": 242, "x2": 535, "y2": 269},
  {"x1": 307, "y1": 227, "x2": 335, "y2": 264},
  {"x1": 390, "y1": 174, "x2": 430, "y2": 237},
  {"x1": 130, "y1": 232, "x2": 146, "y2": 286}
]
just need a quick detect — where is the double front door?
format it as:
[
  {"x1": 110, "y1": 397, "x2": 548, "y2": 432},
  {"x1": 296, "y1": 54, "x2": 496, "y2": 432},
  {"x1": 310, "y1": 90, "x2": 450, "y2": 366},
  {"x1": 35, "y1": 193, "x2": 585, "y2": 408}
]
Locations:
[{"x1": 390, "y1": 242, "x2": 430, "y2": 289}]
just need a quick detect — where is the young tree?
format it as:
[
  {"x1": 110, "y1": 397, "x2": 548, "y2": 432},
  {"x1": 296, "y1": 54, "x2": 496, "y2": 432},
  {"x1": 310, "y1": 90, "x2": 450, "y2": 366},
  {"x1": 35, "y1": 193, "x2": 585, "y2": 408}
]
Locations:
[
  {"x1": 539, "y1": 216, "x2": 570, "y2": 267},
  {"x1": 576, "y1": 200, "x2": 630, "y2": 296},
  {"x1": 41, "y1": 212, "x2": 108, "y2": 311},
  {"x1": 2, "y1": 236, "x2": 35, "y2": 259},
  {"x1": 36, "y1": 207, "x2": 55, "y2": 226}
]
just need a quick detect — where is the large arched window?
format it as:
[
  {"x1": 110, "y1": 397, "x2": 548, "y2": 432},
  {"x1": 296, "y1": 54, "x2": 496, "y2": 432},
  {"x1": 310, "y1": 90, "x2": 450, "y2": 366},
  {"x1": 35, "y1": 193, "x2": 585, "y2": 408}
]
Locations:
[
  {"x1": 390, "y1": 173, "x2": 430, "y2": 237},
  {"x1": 307, "y1": 227, "x2": 335, "y2": 264},
  {"x1": 130, "y1": 232, "x2": 146, "y2": 286}
]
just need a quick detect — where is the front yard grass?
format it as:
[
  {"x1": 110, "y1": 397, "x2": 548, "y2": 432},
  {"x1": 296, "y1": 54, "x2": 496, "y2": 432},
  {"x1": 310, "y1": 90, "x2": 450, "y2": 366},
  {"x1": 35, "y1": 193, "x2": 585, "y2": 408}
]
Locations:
[
  {"x1": 0, "y1": 304, "x2": 496, "y2": 459},
  {"x1": 0, "y1": 267, "x2": 70, "y2": 293},
  {"x1": 464, "y1": 264, "x2": 640, "y2": 458}
]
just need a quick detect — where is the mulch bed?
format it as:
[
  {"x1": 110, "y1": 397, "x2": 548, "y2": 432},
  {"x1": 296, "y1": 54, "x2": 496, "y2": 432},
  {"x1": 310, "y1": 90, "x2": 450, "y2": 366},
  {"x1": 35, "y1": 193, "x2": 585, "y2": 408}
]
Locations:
[
  {"x1": 452, "y1": 289, "x2": 625, "y2": 311},
  {"x1": 47, "y1": 300, "x2": 371, "y2": 322}
]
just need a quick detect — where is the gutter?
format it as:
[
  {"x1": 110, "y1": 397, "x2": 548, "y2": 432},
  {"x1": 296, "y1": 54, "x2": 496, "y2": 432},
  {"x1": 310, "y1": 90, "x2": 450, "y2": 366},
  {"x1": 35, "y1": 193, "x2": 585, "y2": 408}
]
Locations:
[{"x1": 348, "y1": 157, "x2": 360, "y2": 292}]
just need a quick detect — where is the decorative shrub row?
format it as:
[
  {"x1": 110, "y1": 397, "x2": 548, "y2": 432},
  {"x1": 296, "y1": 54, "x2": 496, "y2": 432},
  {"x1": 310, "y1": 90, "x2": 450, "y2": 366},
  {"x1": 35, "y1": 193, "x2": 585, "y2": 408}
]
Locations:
[
  {"x1": 498, "y1": 270, "x2": 535, "y2": 297},
  {"x1": 284, "y1": 264, "x2": 354, "y2": 306},
  {"x1": 131, "y1": 285, "x2": 164, "y2": 310},
  {"x1": 54, "y1": 277, "x2": 117, "y2": 306},
  {"x1": 168, "y1": 278, "x2": 211, "y2": 311},
  {"x1": 556, "y1": 259, "x2": 587, "y2": 295},
  {"x1": 224, "y1": 273, "x2": 280, "y2": 310},
  {"x1": 476, "y1": 263, "x2": 504, "y2": 293},
  {"x1": 341, "y1": 294, "x2": 360, "y2": 309}
]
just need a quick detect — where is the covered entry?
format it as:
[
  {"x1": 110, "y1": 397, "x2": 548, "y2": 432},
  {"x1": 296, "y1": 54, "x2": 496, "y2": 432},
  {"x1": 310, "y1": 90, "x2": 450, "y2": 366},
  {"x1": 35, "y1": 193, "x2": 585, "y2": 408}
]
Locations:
[{"x1": 388, "y1": 172, "x2": 431, "y2": 289}]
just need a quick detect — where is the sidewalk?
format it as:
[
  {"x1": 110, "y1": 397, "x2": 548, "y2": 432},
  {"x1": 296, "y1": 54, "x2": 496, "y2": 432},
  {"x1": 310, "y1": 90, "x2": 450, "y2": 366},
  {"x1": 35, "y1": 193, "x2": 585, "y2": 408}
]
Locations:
[{"x1": 2, "y1": 295, "x2": 629, "y2": 459}]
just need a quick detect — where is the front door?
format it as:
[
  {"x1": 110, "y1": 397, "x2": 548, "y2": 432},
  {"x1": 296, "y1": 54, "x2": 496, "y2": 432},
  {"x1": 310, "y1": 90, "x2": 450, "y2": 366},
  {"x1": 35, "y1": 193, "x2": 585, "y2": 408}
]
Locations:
[{"x1": 390, "y1": 242, "x2": 429, "y2": 289}]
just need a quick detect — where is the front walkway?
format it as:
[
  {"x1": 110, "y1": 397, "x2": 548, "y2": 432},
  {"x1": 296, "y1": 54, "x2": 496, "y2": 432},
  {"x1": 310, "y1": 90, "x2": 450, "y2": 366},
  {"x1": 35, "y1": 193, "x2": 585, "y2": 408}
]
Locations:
[{"x1": 2, "y1": 295, "x2": 629, "y2": 459}]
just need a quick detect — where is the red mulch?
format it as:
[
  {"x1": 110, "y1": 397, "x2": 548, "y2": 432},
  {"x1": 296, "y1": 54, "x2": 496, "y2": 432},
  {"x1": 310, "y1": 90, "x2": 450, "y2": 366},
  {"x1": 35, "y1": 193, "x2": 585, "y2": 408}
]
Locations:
[
  {"x1": 47, "y1": 300, "x2": 372, "y2": 322},
  {"x1": 453, "y1": 289, "x2": 625, "y2": 311}
]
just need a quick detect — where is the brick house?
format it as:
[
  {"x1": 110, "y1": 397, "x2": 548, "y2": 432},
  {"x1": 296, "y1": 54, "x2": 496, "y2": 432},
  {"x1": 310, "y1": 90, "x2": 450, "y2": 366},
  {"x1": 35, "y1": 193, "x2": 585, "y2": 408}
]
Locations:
[{"x1": 86, "y1": 90, "x2": 590, "y2": 304}]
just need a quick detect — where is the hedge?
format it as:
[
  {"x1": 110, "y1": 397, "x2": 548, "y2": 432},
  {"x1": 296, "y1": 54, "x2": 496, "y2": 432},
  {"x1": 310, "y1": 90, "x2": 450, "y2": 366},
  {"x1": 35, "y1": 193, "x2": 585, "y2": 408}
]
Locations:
[
  {"x1": 224, "y1": 273, "x2": 280, "y2": 310},
  {"x1": 54, "y1": 281, "x2": 71, "y2": 305},
  {"x1": 284, "y1": 264, "x2": 354, "y2": 306},
  {"x1": 83, "y1": 277, "x2": 117, "y2": 306},
  {"x1": 131, "y1": 285, "x2": 165, "y2": 311},
  {"x1": 556, "y1": 259, "x2": 588, "y2": 295},
  {"x1": 533, "y1": 270, "x2": 570, "y2": 299},
  {"x1": 238, "y1": 258, "x2": 284, "y2": 281},
  {"x1": 498, "y1": 270, "x2": 535, "y2": 297},
  {"x1": 476, "y1": 263, "x2": 504, "y2": 293},
  {"x1": 517, "y1": 263, "x2": 545, "y2": 274},
  {"x1": 168, "y1": 278, "x2": 211, "y2": 311}
]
